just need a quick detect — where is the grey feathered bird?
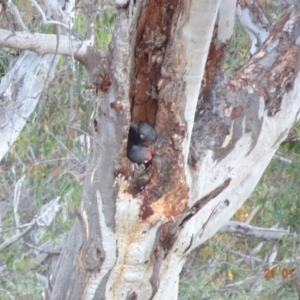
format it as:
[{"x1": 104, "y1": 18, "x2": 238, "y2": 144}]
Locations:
[
  {"x1": 127, "y1": 145, "x2": 152, "y2": 164},
  {"x1": 129, "y1": 122, "x2": 157, "y2": 147}
]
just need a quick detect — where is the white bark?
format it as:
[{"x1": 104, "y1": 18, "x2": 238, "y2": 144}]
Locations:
[
  {"x1": 220, "y1": 221, "x2": 290, "y2": 240},
  {"x1": 0, "y1": 1, "x2": 75, "y2": 161},
  {"x1": 186, "y1": 73, "x2": 300, "y2": 251},
  {"x1": 237, "y1": 3, "x2": 270, "y2": 54},
  {"x1": 0, "y1": 51, "x2": 59, "y2": 160},
  {"x1": 182, "y1": 0, "x2": 222, "y2": 165},
  {"x1": 105, "y1": 2, "x2": 223, "y2": 300},
  {"x1": 183, "y1": 3, "x2": 300, "y2": 256},
  {"x1": 0, "y1": 29, "x2": 86, "y2": 57},
  {"x1": 218, "y1": 0, "x2": 237, "y2": 42}
]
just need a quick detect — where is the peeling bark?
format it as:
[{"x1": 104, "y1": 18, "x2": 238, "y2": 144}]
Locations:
[
  {"x1": 48, "y1": 1, "x2": 222, "y2": 299},
  {"x1": 187, "y1": 3, "x2": 300, "y2": 252},
  {"x1": 219, "y1": 221, "x2": 291, "y2": 240},
  {"x1": 0, "y1": 0, "x2": 74, "y2": 160}
]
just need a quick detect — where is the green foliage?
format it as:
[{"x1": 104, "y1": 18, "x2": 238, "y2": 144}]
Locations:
[
  {"x1": 0, "y1": 3, "x2": 117, "y2": 297},
  {"x1": 248, "y1": 140, "x2": 300, "y2": 232},
  {"x1": 73, "y1": 6, "x2": 117, "y2": 53},
  {"x1": 260, "y1": 0, "x2": 286, "y2": 24},
  {"x1": 0, "y1": 0, "x2": 119, "y2": 296},
  {"x1": 0, "y1": 243, "x2": 44, "y2": 299},
  {"x1": 94, "y1": 8, "x2": 116, "y2": 51},
  {"x1": 0, "y1": 56, "x2": 91, "y2": 298},
  {"x1": 223, "y1": 17, "x2": 250, "y2": 76},
  {"x1": 0, "y1": 49, "x2": 10, "y2": 77}
]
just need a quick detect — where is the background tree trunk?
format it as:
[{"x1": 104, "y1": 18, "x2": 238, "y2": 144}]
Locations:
[{"x1": 0, "y1": 1, "x2": 75, "y2": 160}]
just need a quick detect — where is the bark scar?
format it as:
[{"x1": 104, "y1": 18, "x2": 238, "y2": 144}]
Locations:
[
  {"x1": 169, "y1": 178, "x2": 231, "y2": 235},
  {"x1": 149, "y1": 224, "x2": 164, "y2": 299}
]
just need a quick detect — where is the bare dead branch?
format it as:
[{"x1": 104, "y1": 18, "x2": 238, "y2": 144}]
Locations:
[
  {"x1": 12, "y1": 175, "x2": 25, "y2": 235},
  {"x1": 219, "y1": 221, "x2": 291, "y2": 240},
  {"x1": 25, "y1": 242, "x2": 61, "y2": 255},
  {"x1": 273, "y1": 154, "x2": 292, "y2": 165},
  {"x1": 0, "y1": 220, "x2": 38, "y2": 232},
  {"x1": 237, "y1": 0, "x2": 270, "y2": 55},
  {"x1": 28, "y1": 0, "x2": 71, "y2": 30},
  {"x1": 6, "y1": 1, "x2": 28, "y2": 31},
  {"x1": 0, "y1": 28, "x2": 87, "y2": 59},
  {"x1": 199, "y1": 275, "x2": 259, "y2": 300},
  {"x1": 0, "y1": 221, "x2": 34, "y2": 252},
  {"x1": 229, "y1": 249, "x2": 262, "y2": 263}
]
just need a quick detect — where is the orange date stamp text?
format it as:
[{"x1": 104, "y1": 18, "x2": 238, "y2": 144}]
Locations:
[{"x1": 264, "y1": 268, "x2": 293, "y2": 279}]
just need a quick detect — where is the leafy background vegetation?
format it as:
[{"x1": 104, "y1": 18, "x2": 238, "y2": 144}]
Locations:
[{"x1": 0, "y1": 0, "x2": 299, "y2": 299}]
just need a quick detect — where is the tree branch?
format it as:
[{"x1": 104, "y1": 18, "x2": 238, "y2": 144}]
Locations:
[
  {"x1": 0, "y1": 221, "x2": 34, "y2": 252},
  {"x1": 237, "y1": 0, "x2": 270, "y2": 55},
  {"x1": 273, "y1": 154, "x2": 292, "y2": 165},
  {"x1": 219, "y1": 221, "x2": 290, "y2": 240},
  {"x1": 6, "y1": 1, "x2": 28, "y2": 31},
  {"x1": 28, "y1": 0, "x2": 71, "y2": 30},
  {"x1": 0, "y1": 28, "x2": 87, "y2": 60}
]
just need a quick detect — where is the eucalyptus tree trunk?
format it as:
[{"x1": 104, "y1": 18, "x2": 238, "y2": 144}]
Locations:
[
  {"x1": 48, "y1": 1, "x2": 225, "y2": 298},
  {"x1": 46, "y1": 1, "x2": 300, "y2": 299},
  {"x1": 1, "y1": 0, "x2": 300, "y2": 299}
]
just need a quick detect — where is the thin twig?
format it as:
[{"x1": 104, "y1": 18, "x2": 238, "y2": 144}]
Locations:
[
  {"x1": 273, "y1": 154, "x2": 292, "y2": 165},
  {"x1": 13, "y1": 175, "x2": 25, "y2": 235},
  {"x1": 27, "y1": 0, "x2": 71, "y2": 30},
  {"x1": 0, "y1": 221, "x2": 34, "y2": 252},
  {"x1": 25, "y1": 242, "x2": 61, "y2": 255},
  {"x1": 8, "y1": 2, "x2": 28, "y2": 31},
  {"x1": 47, "y1": 130, "x2": 81, "y2": 163}
]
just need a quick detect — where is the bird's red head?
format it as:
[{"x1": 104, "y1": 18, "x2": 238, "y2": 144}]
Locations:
[{"x1": 145, "y1": 148, "x2": 152, "y2": 161}]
